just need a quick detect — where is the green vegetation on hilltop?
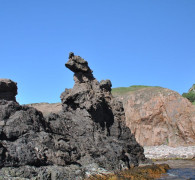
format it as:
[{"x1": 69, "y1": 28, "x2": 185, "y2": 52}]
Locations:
[
  {"x1": 191, "y1": 84, "x2": 195, "y2": 89},
  {"x1": 182, "y1": 92, "x2": 195, "y2": 103},
  {"x1": 112, "y1": 85, "x2": 195, "y2": 105},
  {"x1": 112, "y1": 85, "x2": 161, "y2": 95},
  {"x1": 182, "y1": 84, "x2": 195, "y2": 105}
]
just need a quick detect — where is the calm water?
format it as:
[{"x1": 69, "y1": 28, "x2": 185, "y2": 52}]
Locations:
[{"x1": 156, "y1": 160, "x2": 195, "y2": 180}]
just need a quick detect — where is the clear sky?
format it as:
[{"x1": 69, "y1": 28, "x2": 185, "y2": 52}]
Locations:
[{"x1": 1, "y1": 0, "x2": 195, "y2": 104}]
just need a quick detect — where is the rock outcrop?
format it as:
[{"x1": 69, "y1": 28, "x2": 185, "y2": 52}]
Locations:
[
  {"x1": 0, "y1": 53, "x2": 146, "y2": 179},
  {"x1": 114, "y1": 87, "x2": 195, "y2": 147},
  {"x1": 0, "y1": 79, "x2": 17, "y2": 101},
  {"x1": 59, "y1": 53, "x2": 146, "y2": 169}
]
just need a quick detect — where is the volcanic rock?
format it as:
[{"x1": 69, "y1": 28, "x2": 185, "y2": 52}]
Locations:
[
  {"x1": 114, "y1": 87, "x2": 195, "y2": 147},
  {"x1": 0, "y1": 79, "x2": 17, "y2": 102},
  {"x1": 59, "y1": 53, "x2": 146, "y2": 169},
  {"x1": 100, "y1": 80, "x2": 112, "y2": 92},
  {"x1": 0, "y1": 53, "x2": 146, "y2": 179}
]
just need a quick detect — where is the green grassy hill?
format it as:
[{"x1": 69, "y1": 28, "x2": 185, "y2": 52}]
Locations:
[
  {"x1": 189, "y1": 84, "x2": 195, "y2": 92},
  {"x1": 112, "y1": 85, "x2": 161, "y2": 95},
  {"x1": 112, "y1": 85, "x2": 195, "y2": 106},
  {"x1": 182, "y1": 84, "x2": 195, "y2": 105}
]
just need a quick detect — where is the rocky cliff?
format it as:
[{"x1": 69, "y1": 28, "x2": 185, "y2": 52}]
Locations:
[
  {"x1": 27, "y1": 85, "x2": 195, "y2": 148},
  {"x1": 0, "y1": 53, "x2": 146, "y2": 179},
  {"x1": 114, "y1": 87, "x2": 195, "y2": 147}
]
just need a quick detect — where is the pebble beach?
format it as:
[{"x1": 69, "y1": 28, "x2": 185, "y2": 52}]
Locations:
[{"x1": 144, "y1": 145, "x2": 195, "y2": 159}]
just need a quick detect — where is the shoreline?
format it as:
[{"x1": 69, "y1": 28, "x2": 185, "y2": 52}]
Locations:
[{"x1": 144, "y1": 145, "x2": 195, "y2": 160}]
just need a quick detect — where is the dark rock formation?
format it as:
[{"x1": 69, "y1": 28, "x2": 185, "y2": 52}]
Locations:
[
  {"x1": 100, "y1": 79, "x2": 112, "y2": 92},
  {"x1": 0, "y1": 79, "x2": 17, "y2": 101},
  {"x1": 0, "y1": 53, "x2": 146, "y2": 179},
  {"x1": 60, "y1": 53, "x2": 146, "y2": 169}
]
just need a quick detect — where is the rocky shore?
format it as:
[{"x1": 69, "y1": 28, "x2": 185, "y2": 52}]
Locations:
[
  {"x1": 0, "y1": 53, "x2": 147, "y2": 179},
  {"x1": 144, "y1": 145, "x2": 195, "y2": 160},
  {"x1": 2, "y1": 53, "x2": 194, "y2": 179},
  {"x1": 86, "y1": 164, "x2": 170, "y2": 180}
]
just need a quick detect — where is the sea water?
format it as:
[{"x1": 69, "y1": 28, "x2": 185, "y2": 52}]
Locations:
[{"x1": 156, "y1": 160, "x2": 195, "y2": 180}]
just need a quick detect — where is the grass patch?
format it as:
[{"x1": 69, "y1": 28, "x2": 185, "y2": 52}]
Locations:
[
  {"x1": 192, "y1": 102, "x2": 195, "y2": 105},
  {"x1": 112, "y1": 85, "x2": 161, "y2": 95}
]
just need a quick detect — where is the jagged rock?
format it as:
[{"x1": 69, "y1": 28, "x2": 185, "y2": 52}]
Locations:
[
  {"x1": 0, "y1": 53, "x2": 146, "y2": 179},
  {"x1": 0, "y1": 79, "x2": 17, "y2": 102},
  {"x1": 100, "y1": 80, "x2": 112, "y2": 92},
  {"x1": 114, "y1": 87, "x2": 195, "y2": 146},
  {"x1": 0, "y1": 165, "x2": 84, "y2": 180},
  {"x1": 60, "y1": 54, "x2": 146, "y2": 170},
  {"x1": 65, "y1": 52, "x2": 92, "y2": 74}
]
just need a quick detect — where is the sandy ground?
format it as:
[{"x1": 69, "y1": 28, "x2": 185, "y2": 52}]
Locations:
[
  {"x1": 26, "y1": 103, "x2": 62, "y2": 117},
  {"x1": 144, "y1": 145, "x2": 195, "y2": 159}
]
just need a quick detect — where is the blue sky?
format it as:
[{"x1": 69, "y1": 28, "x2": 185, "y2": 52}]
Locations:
[{"x1": 0, "y1": 0, "x2": 195, "y2": 104}]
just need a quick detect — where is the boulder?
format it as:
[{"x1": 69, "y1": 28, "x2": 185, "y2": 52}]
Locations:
[
  {"x1": 114, "y1": 87, "x2": 195, "y2": 147},
  {"x1": 0, "y1": 79, "x2": 17, "y2": 101}
]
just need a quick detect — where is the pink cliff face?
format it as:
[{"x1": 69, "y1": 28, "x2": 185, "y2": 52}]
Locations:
[{"x1": 115, "y1": 87, "x2": 195, "y2": 147}]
